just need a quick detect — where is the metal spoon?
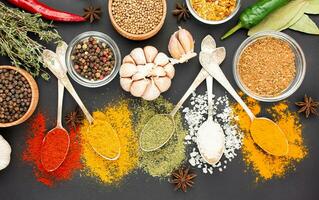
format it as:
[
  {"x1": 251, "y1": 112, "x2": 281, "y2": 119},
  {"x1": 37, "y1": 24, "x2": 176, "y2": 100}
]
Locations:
[
  {"x1": 41, "y1": 42, "x2": 70, "y2": 172},
  {"x1": 197, "y1": 35, "x2": 225, "y2": 165},
  {"x1": 42, "y1": 48, "x2": 121, "y2": 160},
  {"x1": 140, "y1": 47, "x2": 226, "y2": 152},
  {"x1": 199, "y1": 49, "x2": 289, "y2": 156}
]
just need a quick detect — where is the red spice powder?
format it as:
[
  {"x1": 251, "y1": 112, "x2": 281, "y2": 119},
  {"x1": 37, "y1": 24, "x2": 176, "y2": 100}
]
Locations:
[{"x1": 22, "y1": 112, "x2": 82, "y2": 187}]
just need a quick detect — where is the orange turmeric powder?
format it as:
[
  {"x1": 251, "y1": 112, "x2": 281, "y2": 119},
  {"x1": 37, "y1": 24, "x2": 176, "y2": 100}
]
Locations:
[{"x1": 233, "y1": 95, "x2": 307, "y2": 181}]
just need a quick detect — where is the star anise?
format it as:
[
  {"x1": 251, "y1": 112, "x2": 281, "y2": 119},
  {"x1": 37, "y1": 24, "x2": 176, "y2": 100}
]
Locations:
[
  {"x1": 172, "y1": 3, "x2": 190, "y2": 22},
  {"x1": 171, "y1": 167, "x2": 196, "y2": 192},
  {"x1": 65, "y1": 106, "x2": 84, "y2": 130},
  {"x1": 83, "y1": 6, "x2": 102, "y2": 23},
  {"x1": 295, "y1": 95, "x2": 319, "y2": 118}
]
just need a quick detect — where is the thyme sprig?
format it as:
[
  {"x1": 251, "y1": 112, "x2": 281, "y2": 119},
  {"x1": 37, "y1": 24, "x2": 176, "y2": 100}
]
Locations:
[{"x1": 0, "y1": 2, "x2": 61, "y2": 80}]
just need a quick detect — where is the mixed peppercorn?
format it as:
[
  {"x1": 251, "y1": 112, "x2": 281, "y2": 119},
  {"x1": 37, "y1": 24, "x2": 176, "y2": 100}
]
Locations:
[
  {"x1": 71, "y1": 37, "x2": 115, "y2": 81},
  {"x1": 0, "y1": 69, "x2": 32, "y2": 123}
]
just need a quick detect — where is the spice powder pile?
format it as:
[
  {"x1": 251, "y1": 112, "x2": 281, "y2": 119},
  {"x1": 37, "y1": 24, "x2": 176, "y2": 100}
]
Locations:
[
  {"x1": 190, "y1": 0, "x2": 237, "y2": 21},
  {"x1": 80, "y1": 100, "x2": 139, "y2": 185},
  {"x1": 183, "y1": 92, "x2": 243, "y2": 174},
  {"x1": 111, "y1": 0, "x2": 163, "y2": 35},
  {"x1": 22, "y1": 112, "x2": 82, "y2": 187},
  {"x1": 237, "y1": 37, "x2": 296, "y2": 97},
  {"x1": 136, "y1": 97, "x2": 186, "y2": 178},
  {"x1": 232, "y1": 94, "x2": 307, "y2": 181}
]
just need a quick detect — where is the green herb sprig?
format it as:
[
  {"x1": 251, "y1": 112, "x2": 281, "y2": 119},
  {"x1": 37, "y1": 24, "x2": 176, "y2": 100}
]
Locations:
[{"x1": 0, "y1": 2, "x2": 61, "y2": 80}]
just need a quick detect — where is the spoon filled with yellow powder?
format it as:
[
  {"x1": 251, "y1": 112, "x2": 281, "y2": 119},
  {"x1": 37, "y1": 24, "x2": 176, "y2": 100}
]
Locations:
[{"x1": 199, "y1": 48, "x2": 288, "y2": 156}]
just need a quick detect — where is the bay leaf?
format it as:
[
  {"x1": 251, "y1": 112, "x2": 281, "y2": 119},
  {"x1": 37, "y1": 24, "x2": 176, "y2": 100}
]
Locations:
[
  {"x1": 278, "y1": 2, "x2": 308, "y2": 31},
  {"x1": 290, "y1": 14, "x2": 319, "y2": 34},
  {"x1": 248, "y1": 0, "x2": 307, "y2": 36},
  {"x1": 304, "y1": 0, "x2": 319, "y2": 14}
]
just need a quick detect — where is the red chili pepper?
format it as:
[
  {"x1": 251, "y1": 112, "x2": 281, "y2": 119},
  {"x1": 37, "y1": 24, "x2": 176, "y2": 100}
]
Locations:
[{"x1": 7, "y1": 0, "x2": 86, "y2": 22}]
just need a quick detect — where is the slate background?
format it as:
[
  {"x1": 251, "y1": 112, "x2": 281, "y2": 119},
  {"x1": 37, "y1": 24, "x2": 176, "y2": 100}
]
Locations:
[{"x1": 0, "y1": 0, "x2": 318, "y2": 199}]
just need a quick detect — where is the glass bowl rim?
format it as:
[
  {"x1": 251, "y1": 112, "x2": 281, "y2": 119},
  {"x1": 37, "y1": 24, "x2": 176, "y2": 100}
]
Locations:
[
  {"x1": 185, "y1": 0, "x2": 241, "y2": 25},
  {"x1": 65, "y1": 31, "x2": 121, "y2": 88},
  {"x1": 233, "y1": 31, "x2": 306, "y2": 102}
]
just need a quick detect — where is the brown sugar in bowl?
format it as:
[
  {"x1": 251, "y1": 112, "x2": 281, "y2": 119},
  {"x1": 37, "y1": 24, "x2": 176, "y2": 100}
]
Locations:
[
  {"x1": 0, "y1": 66, "x2": 39, "y2": 128},
  {"x1": 108, "y1": 0, "x2": 167, "y2": 41}
]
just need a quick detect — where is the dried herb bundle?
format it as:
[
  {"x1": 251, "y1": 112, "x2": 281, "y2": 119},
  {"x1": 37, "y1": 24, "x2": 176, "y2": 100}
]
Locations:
[{"x1": 0, "y1": 3, "x2": 61, "y2": 80}]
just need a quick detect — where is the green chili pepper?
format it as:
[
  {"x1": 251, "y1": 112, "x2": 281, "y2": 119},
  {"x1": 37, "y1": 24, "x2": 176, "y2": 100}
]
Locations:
[{"x1": 221, "y1": 0, "x2": 291, "y2": 39}]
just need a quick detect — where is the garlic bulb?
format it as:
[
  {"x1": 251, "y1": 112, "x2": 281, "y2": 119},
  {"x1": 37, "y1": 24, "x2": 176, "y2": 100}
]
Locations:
[
  {"x1": 0, "y1": 135, "x2": 11, "y2": 171},
  {"x1": 120, "y1": 46, "x2": 175, "y2": 101},
  {"x1": 168, "y1": 27, "x2": 197, "y2": 64}
]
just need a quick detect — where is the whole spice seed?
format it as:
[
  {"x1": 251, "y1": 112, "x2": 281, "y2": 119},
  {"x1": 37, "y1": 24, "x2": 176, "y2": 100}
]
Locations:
[
  {"x1": 136, "y1": 97, "x2": 186, "y2": 177},
  {"x1": 183, "y1": 93, "x2": 243, "y2": 174},
  {"x1": 111, "y1": 0, "x2": 163, "y2": 35},
  {"x1": 170, "y1": 167, "x2": 196, "y2": 192},
  {"x1": 0, "y1": 69, "x2": 32, "y2": 123},
  {"x1": 238, "y1": 37, "x2": 296, "y2": 97},
  {"x1": 71, "y1": 36, "x2": 115, "y2": 81},
  {"x1": 295, "y1": 95, "x2": 319, "y2": 118},
  {"x1": 22, "y1": 112, "x2": 82, "y2": 187},
  {"x1": 172, "y1": 3, "x2": 191, "y2": 22},
  {"x1": 232, "y1": 95, "x2": 307, "y2": 181},
  {"x1": 81, "y1": 101, "x2": 138, "y2": 184},
  {"x1": 190, "y1": 0, "x2": 237, "y2": 21},
  {"x1": 83, "y1": 6, "x2": 102, "y2": 23}
]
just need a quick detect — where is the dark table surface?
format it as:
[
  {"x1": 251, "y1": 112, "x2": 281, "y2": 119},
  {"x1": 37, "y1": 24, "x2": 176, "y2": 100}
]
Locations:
[{"x1": 0, "y1": 0, "x2": 318, "y2": 199}]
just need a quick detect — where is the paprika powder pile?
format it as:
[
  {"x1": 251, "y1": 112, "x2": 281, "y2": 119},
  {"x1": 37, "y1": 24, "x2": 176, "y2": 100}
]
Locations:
[{"x1": 22, "y1": 112, "x2": 82, "y2": 187}]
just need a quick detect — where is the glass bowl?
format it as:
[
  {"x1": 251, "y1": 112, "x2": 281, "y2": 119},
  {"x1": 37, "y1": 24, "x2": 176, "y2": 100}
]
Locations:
[
  {"x1": 66, "y1": 31, "x2": 121, "y2": 88},
  {"x1": 233, "y1": 31, "x2": 306, "y2": 102},
  {"x1": 185, "y1": 0, "x2": 241, "y2": 25}
]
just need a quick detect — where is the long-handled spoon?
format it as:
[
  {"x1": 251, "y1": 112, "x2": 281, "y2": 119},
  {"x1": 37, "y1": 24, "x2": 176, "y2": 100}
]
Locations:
[
  {"x1": 42, "y1": 48, "x2": 121, "y2": 160},
  {"x1": 140, "y1": 47, "x2": 226, "y2": 152},
  {"x1": 197, "y1": 36, "x2": 225, "y2": 165},
  {"x1": 199, "y1": 49, "x2": 289, "y2": 156}
]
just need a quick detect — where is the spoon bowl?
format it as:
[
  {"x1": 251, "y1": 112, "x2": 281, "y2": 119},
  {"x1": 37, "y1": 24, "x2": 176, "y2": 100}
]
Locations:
[{"x1": 41, "y1": 127, "x2": 70, "y2": 172}]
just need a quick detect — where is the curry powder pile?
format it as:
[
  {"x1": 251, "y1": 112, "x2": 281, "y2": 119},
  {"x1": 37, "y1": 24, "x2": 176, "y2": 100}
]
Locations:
[
  {"x1": 135, "y1": 97, "x2": 186, "y2": 178},
  {"x1": 80, "y1": 100, "x2": 139, "y2": 185},
  {"x1": 233, "y1": 95, "x2": 307, "y2": 181}
]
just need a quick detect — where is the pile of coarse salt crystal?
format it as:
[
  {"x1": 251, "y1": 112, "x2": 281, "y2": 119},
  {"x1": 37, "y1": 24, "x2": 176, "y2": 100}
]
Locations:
[{"x1": 182, "y1": 92, "x2": 243, "y2": 174}]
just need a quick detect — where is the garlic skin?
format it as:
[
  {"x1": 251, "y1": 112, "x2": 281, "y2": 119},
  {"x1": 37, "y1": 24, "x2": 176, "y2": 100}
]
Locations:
[
  {"x1": 120, "y1": 46, "x2": 176, "y2": 101},
  {"x1": 130, "y1": 48, "x2": 146, "y2": 65},
  {"x1": 168, "y1": 27, "x2": 197, "y2": 64},
  {"x1": 144, "y1": 46, "x2": 158, "y2": 63},
  {"x1": 0, "y1": 135, "x2": 11, "y2": 171}
]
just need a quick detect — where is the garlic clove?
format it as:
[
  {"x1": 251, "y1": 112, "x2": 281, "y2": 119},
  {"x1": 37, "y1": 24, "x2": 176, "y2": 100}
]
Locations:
[
  {"x1": 123, "y1": 55, "x2": 136, "y2": 64},
  {"x1": 120, "y1": 78, "x2": 133, "y2": 92},
  {"x1": 142, "y1": 81, "x2": 161, "y2": 101},
  {"x1": 151, "y1": 66, "x2": 166, "y2": 77},
  {"x1": 177, "y1": 28, "x2": 195, "y2": 53},
  {"x1": 154, "y1": 52, "x2": 169, "y2": 66},
  {"x1": 119, "y1": 63, "x2": 138, "y2": 77},
  {"x1": 130, "y1": 79, "x2": 149, "y2": 97},
  {"x1": 163, "y1": 63, "x2": 175, "y2": 79},
  {"x1": 130, "y1": 48, "x2": 146, "y2": 65},
  {"x1": 0, "y1": 135, "x2": 11, "y2": 171},
  {"x1": 154, "y1": 77, "x2": 171, "y2": 92},
  {"x1": 168, "y1": 32, "x2": 185, "y2": 59},
  {"x1": 144, "y1": 46, "x2": 158, "y2": 63}
]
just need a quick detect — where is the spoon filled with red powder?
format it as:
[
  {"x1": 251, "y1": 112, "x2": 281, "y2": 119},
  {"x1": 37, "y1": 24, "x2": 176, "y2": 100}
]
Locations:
[{"x1": 41, "y1": 43, "x2": 70, "y2": 172}]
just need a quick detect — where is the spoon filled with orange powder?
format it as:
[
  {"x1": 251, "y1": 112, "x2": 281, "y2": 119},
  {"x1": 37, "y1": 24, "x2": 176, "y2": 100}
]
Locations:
[{"x1": 199, "y1": 46, "x2": 288, "y2": 156}]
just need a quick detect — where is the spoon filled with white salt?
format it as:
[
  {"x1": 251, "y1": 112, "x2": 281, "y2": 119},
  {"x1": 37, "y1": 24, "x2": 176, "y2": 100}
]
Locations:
[{"x1": 196, "y1": 35, "x2": 225, "y2": 165}]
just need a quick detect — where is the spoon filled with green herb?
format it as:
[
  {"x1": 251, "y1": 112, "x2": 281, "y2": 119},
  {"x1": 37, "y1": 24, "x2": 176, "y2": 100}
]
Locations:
[{"x1": 140, "y1": 47, "x2": 226, "y2": 152}]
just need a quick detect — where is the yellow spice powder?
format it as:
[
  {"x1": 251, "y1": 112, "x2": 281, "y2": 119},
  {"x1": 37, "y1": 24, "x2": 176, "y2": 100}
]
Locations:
[
  {"x1": 80, "y1": 100, "x2": 139, "y2": 184},
  {"x1": 232, "y1": 95, "x2": 307, "y2": 181}
]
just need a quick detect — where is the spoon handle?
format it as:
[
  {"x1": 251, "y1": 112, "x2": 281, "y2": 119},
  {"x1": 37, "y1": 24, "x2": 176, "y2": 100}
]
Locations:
[
  {"x1": 60, "y1": 76, "x2": 94, "y2": 124},
  {"x1": 170, "y1": 69, "x2": 208, "y2": 117},
  {"x1": 206, "y1": 76, "x2": 213, "y2": 118},
  {"x1": 202, "y1": 61, "x2": 255, "y2": 121},
  {"x1": 56, "y1": 80, "x2": 64, "y2": 128}
]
